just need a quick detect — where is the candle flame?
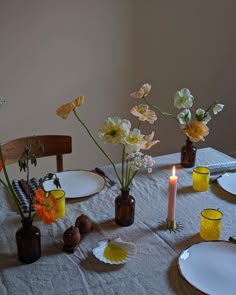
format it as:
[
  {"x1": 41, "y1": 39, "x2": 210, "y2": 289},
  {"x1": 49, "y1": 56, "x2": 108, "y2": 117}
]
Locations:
[{"x1": 172, "y1": 166, "x2": 176, "y2": 176}]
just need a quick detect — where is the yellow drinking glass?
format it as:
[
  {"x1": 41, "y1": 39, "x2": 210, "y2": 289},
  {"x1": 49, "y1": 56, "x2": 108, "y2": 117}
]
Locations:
[
  {"x1": 200, "y1": 209, "x2": 223, "y2": 240},
  {"x1": 50, "y1": 189, "x2": 66, "y2": 219},
  {"x1": 192, "y1": 166, "x2": 210, "y2": 192}
]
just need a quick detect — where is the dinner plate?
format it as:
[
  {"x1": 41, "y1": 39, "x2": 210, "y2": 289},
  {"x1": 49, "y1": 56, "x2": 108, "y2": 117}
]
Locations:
[
  {"x1": 217, "y1": 172, "x2": 236, "y2": 195},
  {"x1": 43, "y1": 170, "x2": 106, "y2": 199},
  {"x1": 178, "y1": 241, "x2": 236, "y2": 295}
]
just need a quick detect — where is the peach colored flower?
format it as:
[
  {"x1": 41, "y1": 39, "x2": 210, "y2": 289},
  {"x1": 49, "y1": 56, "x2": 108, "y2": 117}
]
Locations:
[
  {"x1": 185, "y1": 121, "x2": 209, "y2": 142},
  {"x1": 56, "y1": 96, "x2": 84, "y2": 119},
  {"x1": 34, "y1": 188, "x2": 59, "y2": 224},
  {"x1": 130, "y1": 104, "x2": 157, "y2": 124},
  {"x1": 130, "y1": 83, "x2": 152, "y2": 99},
  {"x1": 142, "y1": 132, "x2": 160, "y2": 150}
]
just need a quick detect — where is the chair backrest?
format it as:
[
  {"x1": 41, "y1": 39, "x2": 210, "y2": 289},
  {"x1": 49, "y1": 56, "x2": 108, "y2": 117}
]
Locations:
[{"x1": 1, "y1": 135, "x2": 72, "y2": 172}]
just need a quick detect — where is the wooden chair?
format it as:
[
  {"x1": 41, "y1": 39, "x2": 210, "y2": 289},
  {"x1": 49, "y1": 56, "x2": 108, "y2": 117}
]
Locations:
[{"x1": 1, "y1": 135, "x2": 72, "y2": 172}]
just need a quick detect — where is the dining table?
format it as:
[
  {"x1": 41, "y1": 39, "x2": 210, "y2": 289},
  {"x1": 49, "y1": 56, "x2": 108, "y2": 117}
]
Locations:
[{"x1": 0, "y1": 147, "x2": 236, "y2": 295}]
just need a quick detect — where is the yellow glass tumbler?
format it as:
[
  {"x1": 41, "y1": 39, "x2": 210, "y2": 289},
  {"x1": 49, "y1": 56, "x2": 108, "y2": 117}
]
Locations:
[
  {"x1": 192, "y1": 166, "x2": 210, "y2": 192},
  {"x1": 50, "y1": 189, "x2": 66, "y2": 219},
  {"x1": 200, "y1": 209, "x2": 223, "y2": 240}
]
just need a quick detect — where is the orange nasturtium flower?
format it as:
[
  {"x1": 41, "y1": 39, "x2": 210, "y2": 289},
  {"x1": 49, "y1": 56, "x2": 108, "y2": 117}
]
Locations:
[
  {"x1": 185, "y1": 120, "x2": 209, "y2": 143},
  {"x1": 56, "y1": 95, "x2": 84, "y2": 119},
  {"x1": 33, "y1": 188, "x2": 59, "y2": 224}
]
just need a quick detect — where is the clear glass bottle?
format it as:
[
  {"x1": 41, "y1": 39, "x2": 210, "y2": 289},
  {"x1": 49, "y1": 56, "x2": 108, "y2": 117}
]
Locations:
[
  {"x1": 181, "y1": 138, "x2": 197, "y2": 168},
  {"x1": 16, "y1": 218, "x2": 41, "y2": 264},
  {"x1": 115, "y1": 189, "x2": 135, "y2": 226}
]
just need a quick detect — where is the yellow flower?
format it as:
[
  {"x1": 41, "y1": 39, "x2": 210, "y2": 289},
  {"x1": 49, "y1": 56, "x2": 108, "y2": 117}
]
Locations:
[
  {"x1": 130, "y1": 104, "x2": 157, "y2": 124},
  {"x1": 185, "y1": 121, "x2": 209, "y2": 142},
  {"x1": 56, "y1": 96, "x2": 84, "y2": 119}
]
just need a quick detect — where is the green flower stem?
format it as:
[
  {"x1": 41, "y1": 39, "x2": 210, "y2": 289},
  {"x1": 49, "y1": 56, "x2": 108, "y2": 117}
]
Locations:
[
  {"x1": 0, "y1": 146, "x2": 25, "y2": 219},
  {"x1": 204, "y1": 101, "x2": 217, "y2": 114},
  {"x1": 73, "y1": 109, "x2": 122, "y2": 186},
  {"x1": 121, "y1": 145, "x2": 126, "y2": 188},
  {"x1": 126, "y1": 169, "x2": 137, "y2": 188},
  {"x1": 125, "y1": 159, "x2": 129, "y2": 188},
  {"x1": 143, "y1": 97, "x2": 178, "y2": 121},
  {"x1": 25, "y1": 156, "x2": 32, "y2": 220}
]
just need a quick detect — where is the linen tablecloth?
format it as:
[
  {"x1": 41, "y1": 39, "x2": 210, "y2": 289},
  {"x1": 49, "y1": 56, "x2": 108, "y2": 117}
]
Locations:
[{"x1": 0, "y1": 147, "x2": 236, "y2": 295}]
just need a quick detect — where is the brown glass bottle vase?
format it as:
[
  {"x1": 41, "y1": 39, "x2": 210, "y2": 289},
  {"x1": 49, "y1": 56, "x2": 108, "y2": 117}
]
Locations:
[
  {"x1": 16, "y1": 218, "x2": 41, "y2": 264},
  {"x1": 115, "y1": 189, "x2": 135, "y2": 226},
  {"x1": 181, "y1": 138, "x2": 197, "y2": 168}
]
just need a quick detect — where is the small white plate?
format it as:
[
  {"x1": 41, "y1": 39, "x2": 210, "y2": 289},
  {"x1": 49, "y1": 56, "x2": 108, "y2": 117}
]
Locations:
[
  {"x1": 217, "y1": 172, "x2": 236, "y2": 195},
  {"x1": 178, "y1": 241, "x2": 236, "y2": 295},
  {"x1": 43, "y1": 170, "x2": 105, "y2": 199}
]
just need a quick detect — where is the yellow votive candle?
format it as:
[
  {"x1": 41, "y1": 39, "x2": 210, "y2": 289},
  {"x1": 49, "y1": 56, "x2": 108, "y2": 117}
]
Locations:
[
  {"x1": 50, "y1": 189, "x2": 66, "y2": 219},
  {"x1": 200, "y1": 209, "x2": 223, "y2": 240},
  {"x1": 192, "y1": 166, "x2": 210, "y2": 192}
]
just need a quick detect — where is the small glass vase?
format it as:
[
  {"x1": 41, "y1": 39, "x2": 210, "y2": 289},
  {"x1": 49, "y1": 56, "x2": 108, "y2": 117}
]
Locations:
[
  {"x1": 181, "y1": 138, "x2": 197, "y2": 168},
  {"x1": 16, "y1": 217, "x2": 41, "y2": 264},
  {"x1": 115, "y1": 189, "x2": 135, "y2": 226}
]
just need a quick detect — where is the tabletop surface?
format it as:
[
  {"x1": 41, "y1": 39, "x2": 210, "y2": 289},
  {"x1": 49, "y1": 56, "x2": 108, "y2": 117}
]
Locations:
[{"x1": 0, "y1": 147, "x2": 236, "y2": 295}]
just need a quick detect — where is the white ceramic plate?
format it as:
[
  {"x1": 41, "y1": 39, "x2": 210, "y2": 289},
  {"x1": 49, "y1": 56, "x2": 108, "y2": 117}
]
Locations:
[
  {"x1": 43, "y1": 170, "x2": 106, "y2": 199},
  {"x1": 217, "y1": 172, "x2": 236, "y2": 195},
  {"x1": 178, "y1": 241, "x2": 236, "y2": 295}
]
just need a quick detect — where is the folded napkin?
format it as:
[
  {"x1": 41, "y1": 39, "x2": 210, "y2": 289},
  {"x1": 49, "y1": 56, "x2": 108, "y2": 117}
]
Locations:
[{"x1": 12, "y1": 178, "x2": 40, "y2": 213}]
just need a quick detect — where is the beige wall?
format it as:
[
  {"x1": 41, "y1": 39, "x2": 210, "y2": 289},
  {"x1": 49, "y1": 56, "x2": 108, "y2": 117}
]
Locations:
[
  {"x1": 133, "y1": 0, "x2": 236, "y2": 158},
  {"x1": 0, "y1": 0, "x2": 235, "y2": 178}
]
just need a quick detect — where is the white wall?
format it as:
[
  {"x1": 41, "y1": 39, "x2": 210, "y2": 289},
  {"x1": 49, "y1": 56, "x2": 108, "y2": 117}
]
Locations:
[{"x1": 0, "y1": 0, "x2": 235, "y2": 178}]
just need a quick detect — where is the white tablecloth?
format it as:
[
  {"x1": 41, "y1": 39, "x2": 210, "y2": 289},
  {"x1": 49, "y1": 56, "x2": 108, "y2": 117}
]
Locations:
[{"x1": 0, "y1": 148, "x2": 236, "y2": 295}]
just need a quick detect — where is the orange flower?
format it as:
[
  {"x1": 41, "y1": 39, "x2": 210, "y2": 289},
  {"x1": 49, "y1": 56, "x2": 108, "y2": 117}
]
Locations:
[
  {"x1": 185, "y1": 120, "x2": 209, "y2": 142},
  {"x1": 56, "y1": 96, "x2": 84, "y2": 119},
  {"x1": 33, "y1": 188, "x2": 59, "y2": 224}
]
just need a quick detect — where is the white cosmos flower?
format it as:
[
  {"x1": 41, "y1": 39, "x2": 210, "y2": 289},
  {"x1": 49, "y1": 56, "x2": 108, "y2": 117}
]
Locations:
[
  {"x1": 98, "y1": 117, "x2": 131, "y2": 144},
  {"x1": 174, "y1": 88, "x2": 194, "y2": 109},
  {"x1": 177, "y1": 109, "x2": 191, "y2": 126},
  {"x1": 195, "y1": 108, "x2": 211, "y2": 124},
  {"x1": 213, "y1": 103, "x2": 224, "y2": 115},
  {"x1": 124, "y1": 128, "x2": 144, "y2": 153}
]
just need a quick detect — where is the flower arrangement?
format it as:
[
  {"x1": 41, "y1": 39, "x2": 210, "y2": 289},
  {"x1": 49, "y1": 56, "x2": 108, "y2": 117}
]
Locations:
[
  {"x1": 0, "y1": 141, "x2": 60, "y2": 224},
  {"x1": 130, "y1": 84, "x2": 224, "y2": 143},
  {"x1": 56, "y1": 96, "x2": 159, "y2": 191}
]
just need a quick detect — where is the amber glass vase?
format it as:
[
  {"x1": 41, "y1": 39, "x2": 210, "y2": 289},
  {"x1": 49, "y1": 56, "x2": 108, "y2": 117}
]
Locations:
[
  {"x1": 16, "y1": 218, "x2": 41, "y2": 264},
  {"x1": 181, "y1": 138, "x2": 197, "y2": 168},
  {"x1": 115, "y1": 189, "x2": 135, "y2": 226}
]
